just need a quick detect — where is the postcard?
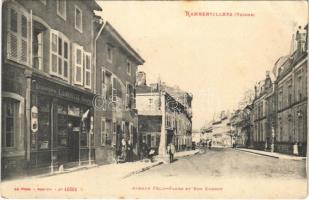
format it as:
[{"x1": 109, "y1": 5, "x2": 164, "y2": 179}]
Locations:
[{"x1": 1, "y1": 0, "x2": 308, "y2": 199}]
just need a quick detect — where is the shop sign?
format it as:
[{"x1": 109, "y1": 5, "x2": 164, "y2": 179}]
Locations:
[
  {"x1": 31, "y1": 106, "x2": 38, "y2": 133},
  {"x1": 33, "y1": 81, "x2": 93, "y2": 106}
]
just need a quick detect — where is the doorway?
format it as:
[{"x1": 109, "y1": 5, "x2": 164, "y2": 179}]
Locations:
[{"x1": 68, "y1": 116, "x2": 80, "y2": 162}]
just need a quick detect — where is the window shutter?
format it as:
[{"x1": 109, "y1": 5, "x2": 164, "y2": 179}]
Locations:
[
  {"x1": 7, "y1": 7, "x2": 29, "y2": 65},
  {"x1": 73, "y1": 43, "x2": 83, "y2": 85},
  {"x1": 20, "y1": 14, "x2": 28, "y2": 64},
  {"x1": 101, "y1": 69, "x2": 106, "y2": 98},
  {"x1": 50, "y1": 29, "x2": 58, "y2": 75},
  {"x1": 84, "y1": 52, "x2": 91, "y2": 89}
]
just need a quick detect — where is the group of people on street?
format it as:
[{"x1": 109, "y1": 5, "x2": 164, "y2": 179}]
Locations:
[
  {"x1": 118, "y1": 139, "x2": 179, "y2": 164},
  {"x1": 118, "y1": 138, "x2": 134, "y2": 163}
]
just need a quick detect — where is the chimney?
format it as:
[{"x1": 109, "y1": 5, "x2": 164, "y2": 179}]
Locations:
[
  {"x1": 296, "y1": 26, "x2": 306, "y2": 52},
  {"x1": 136, "y1": 71, "x2": 146, "y2": 86}
]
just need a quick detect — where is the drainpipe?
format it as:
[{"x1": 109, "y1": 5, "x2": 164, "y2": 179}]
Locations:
[{"x1": 25, "y1": 70, "x2": 32, "y2": 163}]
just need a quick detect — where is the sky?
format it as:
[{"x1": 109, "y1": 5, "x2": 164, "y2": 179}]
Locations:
[{"x1": 96, "y1": 1, "x2": 308, "y2": 130}]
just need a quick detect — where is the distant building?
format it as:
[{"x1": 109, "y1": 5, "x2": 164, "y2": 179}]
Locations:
[
  {"x1": 252, "y1": 71, "x2": 275, "y2": 150},
  {"x1": 136, "y1": 73, "x2": 193, "y2": 156},
  {"x1": 211, "y1": 115, "x2": 232, "y2": 147}
]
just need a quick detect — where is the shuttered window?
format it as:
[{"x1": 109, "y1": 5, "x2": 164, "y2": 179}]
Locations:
[
  {"x1": 7, "y1": 6, "x2": 29, "y2": 65},
  {"x1": 73, "y1": 43, "x2": 84, "y2": 85},
  {"x1": 84, "y1": 52, "x2": 91, "y2": 89}
]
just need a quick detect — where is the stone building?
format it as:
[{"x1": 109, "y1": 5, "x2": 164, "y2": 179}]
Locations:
[
  {"x1": 1, "y1": 0, "x2": 102, "y2": 179},
  {"x1": 252, "y1": 71, "x2": 275, "y2": 150},
  {"x1": 136, "y1": 72, "x2": 193, "y2": 157},
  {"x1": 274, "y1": 25, "x2": 307, "y2": 155},
  {"x1": 93, "y1": 21, "x2": 144, "y2": 164}
]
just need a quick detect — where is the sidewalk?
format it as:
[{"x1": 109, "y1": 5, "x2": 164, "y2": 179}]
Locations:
[
  {"x1": 1, "y1": 149, "x2": 200, "y2": 184},
  {"x1": 235, "y1": 148, "x2": 306, "y2": 161}
]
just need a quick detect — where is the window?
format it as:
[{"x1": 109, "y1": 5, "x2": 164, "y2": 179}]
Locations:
[
  {"x1": 101, "y1": 69, "x2": 106, "y2": 98},
  {"x1": 112, "y1": 77, "x2": 117, "y2": 102},
  {"x1": 127, "y1": 60, "x2": 131, "y2": 75},
  {"x1": 101, "y1": 118, "x2": 106, "y2": 145},
  {"x1": 50, "y1": 30, "x2": 69, "y2": 80},
  {"x1": 33, "y1": 21, "x2": 47, "y2": 70},
  {"x1": 278, "y1": 88, "x2": 283, "y2": 110},
  {"x1": 7, "y1": 6, "x2": 29, "y2": 65},
  {"x1": 73, "y1": 43, "x2": 83, "y2": 85},
  {"x1": 126, "y1": 84, "x2": 134, "y2": 109},
  {"x1": 287, "y1": 80, "x2": 292, "y2": 106},
  {"x1": 297, "y1": 74, "x2": 302, "y2": 102},
  {"x1": 107, "y1": 46, "x2": 112, "y2": 62},
  {"x1": 2, "y1": 99, "x2": 18, "y2": 148},
  {"x1": 112, "y1": 121, "x2": 117, "y2": 146},
  {"x1": 84, "y1": 52, "x2": 91, "y2": 89},
  {"x1": 57, "y1": 0, "x2": 66, "y2": 20},
  {"x1": 74, "y1": 6, "x2": 82, "y2": 32}
]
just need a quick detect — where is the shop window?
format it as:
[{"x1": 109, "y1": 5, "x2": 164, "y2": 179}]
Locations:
[
  {"x1": 74, "y1": 6, "x2": 82, "y2": 33},
  {"x1": 57, "y1": 103, "x2": 68, "y2": 147},
  {"x1": 106, "y1": 120, "x2": 112, "y2": 145},
  {"x1": 38, "y1": 97, "x2": 51, "y2": 149},
  {"x1": 50, "y1": 30, "x2": 69, "y2": 80},
  {"x1": 84, "y1": 52, "x2": 91, "y2": 89},
  {"x1": 57, "y1": 0, "x2": 66, "y2": 20},
  {"x1": 2, "y1": 99, "x2": 18, "y2": 148},
  {"x1": 7, "y1": 6, "x2": 29, "y2": 65}
]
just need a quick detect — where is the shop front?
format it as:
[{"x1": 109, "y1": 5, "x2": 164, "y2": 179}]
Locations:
[{"x1": 29, "y1": 76, "x2": 95, "y2": 173}]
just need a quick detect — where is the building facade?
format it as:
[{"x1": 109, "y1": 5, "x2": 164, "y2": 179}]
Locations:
[
  {"x1": 2, "y1": 0, "x2": 102, "y2": 179},
  {"x1": 252, "y1": 72, "x2": 275, "y2": 150},
  {"x1": 136, "y1": 73, "x2": 193, "y2": 156},
  {"x1": 93, "y1": 21, "x2": 144, "y2": 164},
  {"x1": 274, "y1": 25, "x2": 307, "y2": 155}
]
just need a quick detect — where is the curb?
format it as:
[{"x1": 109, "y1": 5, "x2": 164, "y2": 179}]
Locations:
[
  {"x1": 175, "y1": 151, "x2": 200, "y2": 158},
  {"x1": 34, "y1": 164, "x2": 100, "y2": 179},
  {"x1": 122, "y1": 161, "x2": 164, "y2": 179},
  {"x1": 234, "y1": 148, "x2": 306, "y2": 161}
]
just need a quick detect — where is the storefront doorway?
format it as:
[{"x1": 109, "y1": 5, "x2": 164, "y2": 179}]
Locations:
[{"x1": 68, "y1": 116, "x2": 81, "y2": 162}]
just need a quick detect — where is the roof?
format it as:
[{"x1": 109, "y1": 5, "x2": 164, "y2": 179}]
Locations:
[
  {"x1": 101, "y1": 22, "x2": 145, "y2": 65},
  {"x1": 84, "y1": 0, "x2": 102, "y2": 11}
]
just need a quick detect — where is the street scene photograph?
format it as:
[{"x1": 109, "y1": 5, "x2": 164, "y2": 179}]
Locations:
[{"x1": 0, "y1": 0, "x2": 308, "y2": 199}]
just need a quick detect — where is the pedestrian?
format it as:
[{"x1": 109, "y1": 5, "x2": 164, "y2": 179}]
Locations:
[
  {"x1": 127, "y1": 139, "x2": 133, "y2": 162},
  {"x1": 208, "y1": 140, "x2": 212, "y2": 149},
  {"x1": 167, "y1": 142, "x2": 176, "y2": 163},
  {"x1": 140, "y1": 139, "x2": 147, "y2": 160},
  {"x1": 121, "y1": 138, "x2": 127, "y2": 162}
]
